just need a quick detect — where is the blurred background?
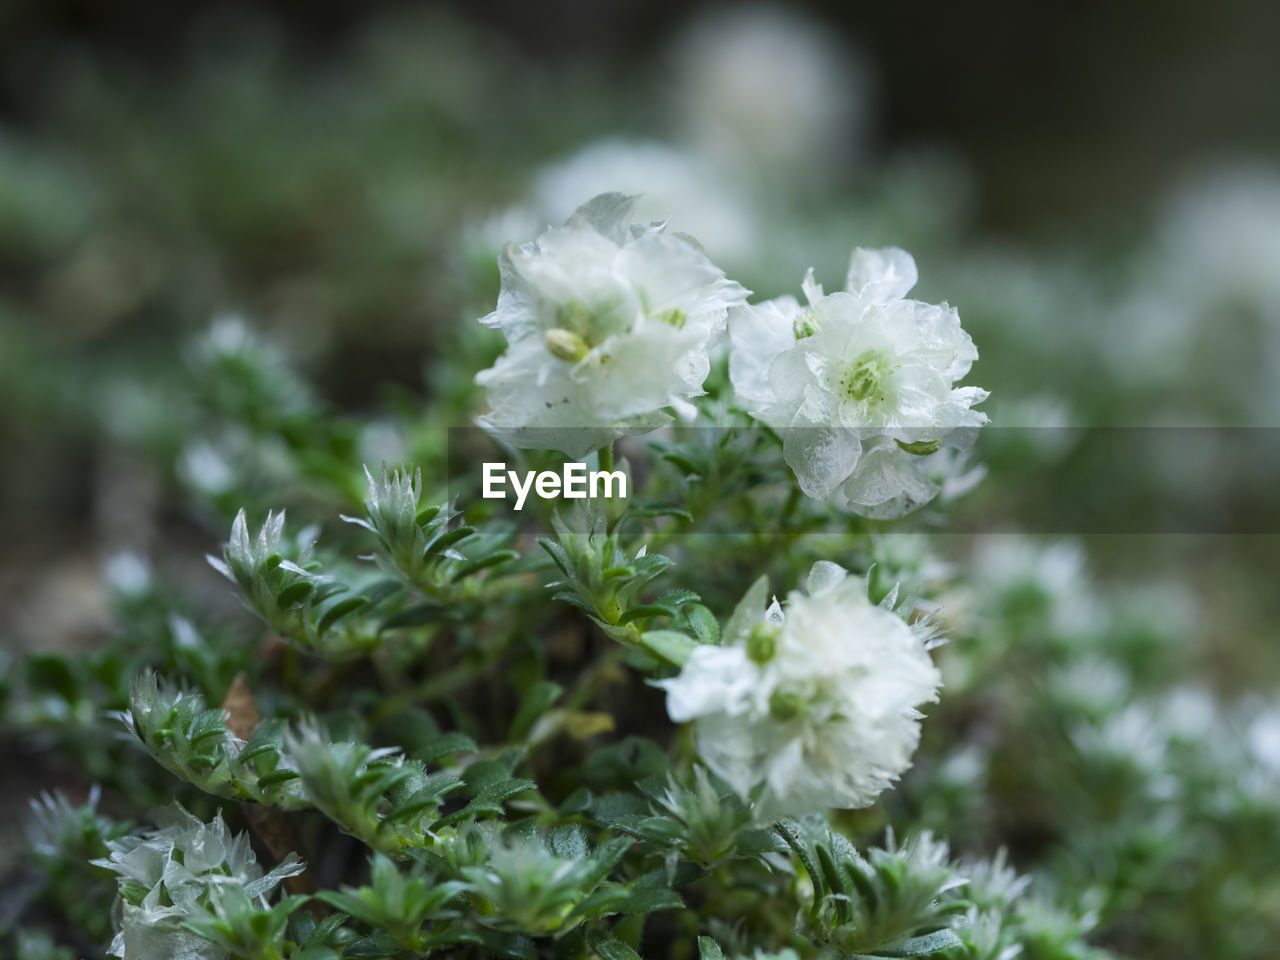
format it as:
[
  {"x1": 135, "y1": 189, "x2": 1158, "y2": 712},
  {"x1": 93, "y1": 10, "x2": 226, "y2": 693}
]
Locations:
[
  {"x1": 2, "y1": 3, "x2": 1280, "y2": 954},
  {"x1": 6, "y1": 0, "x2": 1280, "y2": 622}
]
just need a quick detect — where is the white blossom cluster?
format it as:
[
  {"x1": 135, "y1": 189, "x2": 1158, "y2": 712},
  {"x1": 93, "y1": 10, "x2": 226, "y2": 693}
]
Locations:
[
  {"x1": 659, "y1": 562, "x2": 942, "y2": 819},
  {"x1": 93, "y1": 804, "x2": 304, "y2": 960},
  {"x1": 475, "y1": 196, "x2": 988, "y2": 517},
  {"x1": 728, "y1": 247, "x2": 988, "y2": 517}
]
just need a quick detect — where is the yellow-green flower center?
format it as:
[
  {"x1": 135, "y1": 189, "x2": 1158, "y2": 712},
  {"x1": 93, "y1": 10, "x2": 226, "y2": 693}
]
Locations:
[
  {"x1": 769, "y1": 689, "x2": 806, "y2": 722},
  {"x1": 838, "y1": 351, "x2": 894, "y2": 404}
]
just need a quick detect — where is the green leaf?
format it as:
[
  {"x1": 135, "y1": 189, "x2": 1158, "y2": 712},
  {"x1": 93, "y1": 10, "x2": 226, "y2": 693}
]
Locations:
[
  {"x1": 256, "y1": 769, "x2": 301, "y2": 789},
  {"x1": 318, "y1": 595, "x2": 369, "y2": 634},
  {"x1": 276, "y1": 580, "x2": 315, "y2": 608},
  {"x1": 549, "y1": 823, "x2": 589, "y2": 860},
  {"x1": 380, "y1": 603, "x2": 450, "y2": 629},
  {"x1": 477, "y1": 928, "x2": 536, "y2": 960},
  {"x1": 587, "y1": 930, "x2": 643, "y2": 960},
  {"x1": 423, "y1": 526, "x2": 475, "y2": 558},
  {"x1": 626, "y1": 499, "x2": 693, "y2": 522},
  {"x1": 188, "y1": 709, "x2": 230, "y2": 747},
  {"x1": 618, "y1": 885, "x2": 683, "y2": 914},
  {"x1": 304, "y1": 911, "x2": 349, "y2": 947},
  {"x1": 451, "y1": 550, "x2": 518, "y2": 582},
  {"x1": 698, "y1": 937, "x2": 726, "y2": 960},
  {"x1": 637, "y1": 630, "x2": 699, "y2": 668},
  {"x1": 509, "y1": 681, "x2": 564, "y2": 742},
  {"x1": 617, "y1": 604, "x2": 677, "y2": 625},
  {"x1": 681, "y1": 604, "x2": 720, "y2": 645},
  {"x1": 419, "y1": 731, "x2": 478, "y2": 765},
  {"x1": 385, "y1": 777, "x2": 463, "y2": 821},
  {"x1": 858, "y1": 929, "x2": 965, "y2": 958},
  {"x1": 776, "y1": 820, "x2": 825, "y2": 899}
]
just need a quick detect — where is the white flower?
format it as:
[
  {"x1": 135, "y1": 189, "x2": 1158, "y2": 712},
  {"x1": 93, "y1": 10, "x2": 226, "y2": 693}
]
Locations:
[
  {"x1": 659, "y1": 562, "x2": 941, "y2": 819},
  {"x1": 476, "y1": 193, "x2": 749, "y2": 458},
  {"x1": 729, "y1": 247, "x2": 988, "y2": 517},
  {"x1": 969, "y1": 537, "x2": 1102, "y2": 637},
  {"x1": 93, "y1": 804, "x2": 304, "y2": 960},
  {"x1": 1248, "y1": 706, "x2": 1280, "y2": 773},
  {"x1": 103, "y1": 551, "x2": 152, "y2": 597},
  {"x1": 669, "y1": 5, "x2": 869, "y2": 175}
]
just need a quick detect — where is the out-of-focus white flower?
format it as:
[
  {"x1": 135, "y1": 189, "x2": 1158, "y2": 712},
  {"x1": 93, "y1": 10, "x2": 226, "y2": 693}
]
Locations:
[
  {"x1": 103, "y1": 551, "x2": 152, "y2": 598},
  {"x1": 1114, "y1": 165, "x2": 1280, "y2": 420},
  {"x1": 968, "y1": 537, "x2": 1101, "y2": 637},
  {"x1": 729, "y1": 247, "x2": 987, "y2": 516},
  {"x1": 869, "y1": 533, "x2": 954, "y2": 597},
  {"x1": 178, "y1": 440, "x2": 237, "y2": 496},
  {"x1": 1048, "y1": 658, "x2": 1131, "y2": 716},
  {"x1": 669, "y1": 5, "x2": 869, "y2": 176},
  {"x1": 357, "y1": 419, "x2": 408, "y2": 466},
  {"x1": 1248, "y1": 706, "x2": 1280, "y2": 772},
  {"x1": 530, "y1": 139, "x2": 760, "y2": 264},
  {"x1": 476, "y1": 193, "x2": 749, "y2": 457},
  {"x1": 1156, "y1": 165, "x2": 1280, "y2": 310},
  {"x1": 659, "y1": 562, "x2": 941, "y2": 819},
  {"x1": 1070, "y1": 704, "x2": 1174, "y2": 800},
  {"x1": 93, "y1": 804, "x2": 304, "y2": 960}
]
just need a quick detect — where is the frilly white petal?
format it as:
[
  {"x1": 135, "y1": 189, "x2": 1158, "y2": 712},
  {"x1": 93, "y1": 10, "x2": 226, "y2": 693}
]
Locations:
[
  {"x1": 845, "y1": 246, "x2": 918, "y2": 302},
  {"x1": 804, "y1": 560, "x2": 848, "y2": 597},
  {"x1": 781, "y1": 416, "x2": 861, "y2": 501}
]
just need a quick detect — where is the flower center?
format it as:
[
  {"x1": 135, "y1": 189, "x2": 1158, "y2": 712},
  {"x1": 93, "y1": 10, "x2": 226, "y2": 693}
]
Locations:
[
  {"x1": 549, "y1": 296, "x2": 633, "y2": 354},
  {"x1": 769, "y1": 689, "x2": 806, "y2": 722},
  {"x1": 837, "y1": 351, "x2": 894, "y2": 404},
  {"x1": 793, "y1": 311, "x2": 820, "y2": 338}
]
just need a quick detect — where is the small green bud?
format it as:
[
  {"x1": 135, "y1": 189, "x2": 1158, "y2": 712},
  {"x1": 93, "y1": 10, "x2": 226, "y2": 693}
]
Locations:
[
  {"x1": 769, "y1": 689, "x2": 806, "y2": 722},
  {"x1": 895, "y1": 438, "x2": 944, "y2": 456},
  {"x1": 544, "y1": 327, "x2": 590, "y2": 363},
  {"x1": 793, "y1": 312, "x2": 820, "y2": 338},
  {"x1": 746, "y1": 623, "x2": 779, "y2": 664}
]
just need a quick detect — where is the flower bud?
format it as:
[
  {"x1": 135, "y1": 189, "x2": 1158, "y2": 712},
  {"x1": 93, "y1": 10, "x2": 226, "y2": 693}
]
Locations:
[
  {"x1": 544, "y1": 327, "x2": 590, "y2": 363},
  {"x1": 769, "y1": 689, "x2": 806, "y2": 722},
  {"x1": 746, "y1": 622, "x2": 779, "y2": 664}
]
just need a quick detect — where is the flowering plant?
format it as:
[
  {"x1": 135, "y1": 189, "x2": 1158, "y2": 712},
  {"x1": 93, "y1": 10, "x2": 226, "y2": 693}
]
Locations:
[{"x1": 5, "y1": 186, "x2": 1276, "y2": 960}]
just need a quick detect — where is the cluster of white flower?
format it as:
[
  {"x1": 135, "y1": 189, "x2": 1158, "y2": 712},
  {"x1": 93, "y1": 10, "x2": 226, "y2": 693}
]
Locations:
[
  {"x1": 729, "y1": 247, "x2": 988, "y2": 517},
  {"x1": 475, "y1": 193, "x2": 749, "y2": 458},
  {"x1": 475, "y1": 197, "x2": 988, "y2": 517},
  {"x1": 93, "y1": 804, "x2": 304, "y2": 960},
  {"x1": 658, "y1": 562, "x2": 942, "y2": 819}
]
